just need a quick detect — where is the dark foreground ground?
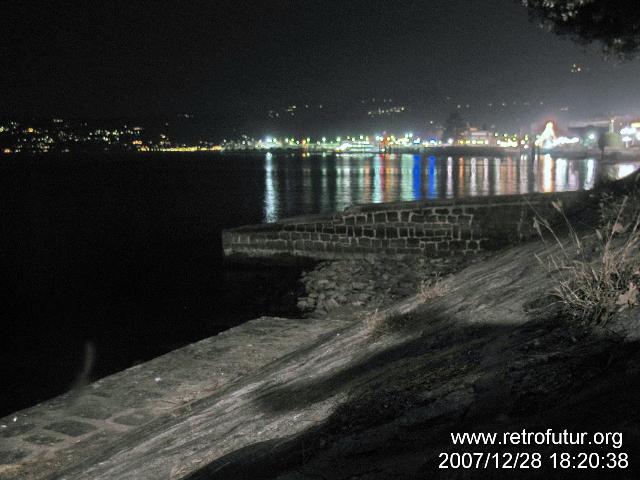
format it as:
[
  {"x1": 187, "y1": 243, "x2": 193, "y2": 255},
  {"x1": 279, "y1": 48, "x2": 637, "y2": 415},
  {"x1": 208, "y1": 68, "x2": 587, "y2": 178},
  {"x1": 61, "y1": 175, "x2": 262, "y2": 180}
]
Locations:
[
  {"x1": 185, "y1": 250, "x2": 640, "y2": 480},
  {"x1": 191, "y1": 314, "x2": 640, "y2": 480}
]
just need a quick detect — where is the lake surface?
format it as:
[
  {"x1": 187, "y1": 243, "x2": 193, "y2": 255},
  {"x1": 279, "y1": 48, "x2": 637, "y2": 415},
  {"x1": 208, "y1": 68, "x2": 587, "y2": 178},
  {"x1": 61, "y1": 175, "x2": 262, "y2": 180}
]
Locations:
[
  {"x1": 260, "y1": 152, "x2": 639, "y2": 221},
  {"x1": 1, "y1": 151, "x2": 638, "y2": 415}
]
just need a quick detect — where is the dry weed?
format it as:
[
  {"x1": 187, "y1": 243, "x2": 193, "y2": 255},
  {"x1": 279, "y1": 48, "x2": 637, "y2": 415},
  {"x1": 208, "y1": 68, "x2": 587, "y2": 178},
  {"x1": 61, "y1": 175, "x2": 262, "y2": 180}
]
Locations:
[
  {"x1": 417, "y1": 275, "x2": 449, "y2": 303},
  {"x1": 535, "y1": 196, "x2": 640, "y2": 324}
]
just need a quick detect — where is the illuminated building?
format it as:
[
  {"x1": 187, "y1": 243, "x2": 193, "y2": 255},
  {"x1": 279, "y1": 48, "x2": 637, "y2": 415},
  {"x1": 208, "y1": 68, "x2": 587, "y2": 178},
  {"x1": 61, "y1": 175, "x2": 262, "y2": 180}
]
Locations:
[
  {"x1": 620, "y1": 122, "x2": 640, "y2": 147},
  {"x1": 566, "y1": 120, "x2": 611, "y2": 148},
  {"x1": 467, "y1": 129, "x2": 494, "y2": 146}
]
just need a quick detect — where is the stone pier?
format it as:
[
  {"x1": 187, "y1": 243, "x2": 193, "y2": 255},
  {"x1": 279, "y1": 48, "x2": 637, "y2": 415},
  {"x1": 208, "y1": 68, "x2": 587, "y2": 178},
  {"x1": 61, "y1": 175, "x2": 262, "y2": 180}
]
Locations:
[{"x1": 223, "y1": 191, "x2": 589, "y2": 262}]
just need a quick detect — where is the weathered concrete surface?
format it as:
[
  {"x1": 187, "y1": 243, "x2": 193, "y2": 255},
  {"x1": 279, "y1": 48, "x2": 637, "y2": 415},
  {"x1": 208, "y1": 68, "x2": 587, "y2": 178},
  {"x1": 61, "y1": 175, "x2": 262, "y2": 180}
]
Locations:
[
  {"x1": 184, "y1": 240, "x2": 640, "y2": 479},
  {"x1": 0, "y1": 315, "x2": 353, "y2": 480},
  {"x1": 3, "y1": 235, "x2": 639, "y2": 479}
]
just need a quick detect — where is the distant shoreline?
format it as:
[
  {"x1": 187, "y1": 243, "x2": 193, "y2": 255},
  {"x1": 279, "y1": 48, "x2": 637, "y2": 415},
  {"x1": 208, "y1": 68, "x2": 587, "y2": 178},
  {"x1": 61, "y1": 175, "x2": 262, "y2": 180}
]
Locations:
[{"x1": 2, "y1": 147, "x2": 639, "y2": 162}]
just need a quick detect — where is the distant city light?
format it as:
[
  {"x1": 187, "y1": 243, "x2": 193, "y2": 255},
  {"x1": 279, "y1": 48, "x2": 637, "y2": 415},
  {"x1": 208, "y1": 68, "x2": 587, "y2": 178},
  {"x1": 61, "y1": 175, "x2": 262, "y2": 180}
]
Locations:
[
  {"x1": 497, "y1": 139, "x2": 518, "y2": 148},
  {"x1": 555, "y1": 136, "x2": 580, "y2": 145},
  {"x1": 536, "y1": 121, "x2": 557, "y2": 149},
  {"x1": 2, "y1": 114, "x2": 638, "y2": 156}
]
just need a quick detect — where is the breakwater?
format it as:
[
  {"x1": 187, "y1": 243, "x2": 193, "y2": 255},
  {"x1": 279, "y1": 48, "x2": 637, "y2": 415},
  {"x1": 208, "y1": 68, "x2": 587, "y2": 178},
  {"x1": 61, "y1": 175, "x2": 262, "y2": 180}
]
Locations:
[{"x1": 223, "y1": 191, "x2": 588, "y2": 262}]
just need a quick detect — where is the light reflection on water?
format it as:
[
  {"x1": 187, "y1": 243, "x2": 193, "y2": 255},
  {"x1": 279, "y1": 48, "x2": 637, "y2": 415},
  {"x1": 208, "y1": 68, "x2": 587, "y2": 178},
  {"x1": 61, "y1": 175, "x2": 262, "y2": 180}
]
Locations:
[{"x1": 262, "y1": 153, "x2": 640, "y2": 223}]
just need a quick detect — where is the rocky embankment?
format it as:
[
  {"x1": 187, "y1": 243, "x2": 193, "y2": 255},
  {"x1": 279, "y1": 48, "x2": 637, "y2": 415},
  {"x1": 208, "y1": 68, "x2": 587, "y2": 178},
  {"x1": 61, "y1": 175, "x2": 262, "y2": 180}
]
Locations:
[{"x1": 297, "y1": 254, "x2": 491, "y2": 315}]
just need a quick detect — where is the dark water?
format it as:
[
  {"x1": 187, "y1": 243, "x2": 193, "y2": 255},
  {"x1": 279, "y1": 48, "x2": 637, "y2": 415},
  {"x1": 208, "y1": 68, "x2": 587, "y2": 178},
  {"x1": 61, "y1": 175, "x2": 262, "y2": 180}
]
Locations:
[{"x1": 1, "y1": 151, "x2": 638, "y2": 416}]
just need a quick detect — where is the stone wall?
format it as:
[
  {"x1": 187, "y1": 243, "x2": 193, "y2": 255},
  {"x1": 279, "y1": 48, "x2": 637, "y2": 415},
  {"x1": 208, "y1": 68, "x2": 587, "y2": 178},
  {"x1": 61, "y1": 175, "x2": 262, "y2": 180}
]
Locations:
[{"x1": 223, "y1": 191, "x2": 590, "y2": 262}]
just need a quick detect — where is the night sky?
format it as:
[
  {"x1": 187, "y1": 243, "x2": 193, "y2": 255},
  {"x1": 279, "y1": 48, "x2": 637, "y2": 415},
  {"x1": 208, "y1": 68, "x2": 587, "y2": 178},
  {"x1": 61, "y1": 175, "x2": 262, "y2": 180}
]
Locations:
[{"x1": 3, "y1": 0, "x2": 640, "y2": 130}]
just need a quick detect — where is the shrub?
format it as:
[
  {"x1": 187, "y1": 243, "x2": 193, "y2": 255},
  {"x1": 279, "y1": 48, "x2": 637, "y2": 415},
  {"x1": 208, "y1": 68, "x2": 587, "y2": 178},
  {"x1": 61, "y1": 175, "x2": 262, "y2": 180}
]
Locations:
[
  {"x1": 534, "y1": 196, "x2": 640, "y2": 325},
  {"x1": 417, "y1": 275, "x2": 449, "y2": 303}
]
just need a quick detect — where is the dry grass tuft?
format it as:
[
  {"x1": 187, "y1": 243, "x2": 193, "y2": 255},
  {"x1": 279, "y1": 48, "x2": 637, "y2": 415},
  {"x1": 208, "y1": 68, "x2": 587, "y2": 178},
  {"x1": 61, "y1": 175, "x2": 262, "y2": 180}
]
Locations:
[
  {"x1": 534, "y1": 194, "x2": 640, "y2": 325},
  {"x1": 365, "y1": 308, "x2": 385, "y2": 336},
  {"x1": 367, "y1": 309, "x2": 416, "y2": 340},
  {"x1": 366, "y1": 276, "x2": 449, "y2": 340},
  {"x1": 417, "y1": 275, "x2": 449, "y2": 303},
  {"x1": 366, "y1": 309, "x2": 414, "y2": 341}
]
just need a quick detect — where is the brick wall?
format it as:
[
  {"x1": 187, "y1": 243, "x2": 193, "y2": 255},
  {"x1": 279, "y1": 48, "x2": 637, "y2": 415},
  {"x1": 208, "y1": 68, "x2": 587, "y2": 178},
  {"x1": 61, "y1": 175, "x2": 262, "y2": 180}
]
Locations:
[{"x1": 222, "y1": 192, "x2": 589, "y2": 262}]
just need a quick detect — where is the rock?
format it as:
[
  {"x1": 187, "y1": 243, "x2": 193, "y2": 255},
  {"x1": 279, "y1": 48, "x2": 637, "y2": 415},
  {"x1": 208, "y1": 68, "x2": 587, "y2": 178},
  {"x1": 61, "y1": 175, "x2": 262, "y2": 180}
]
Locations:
[
  {"x1": 326, "y1": 299, "x2": 340, "y2": 310},
  {"x1": 607, "y1": 310, "x2": 640, "y2": 341},
  {"x1": 296, "y1": 254, "x2": 480, "y2": 316}
]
